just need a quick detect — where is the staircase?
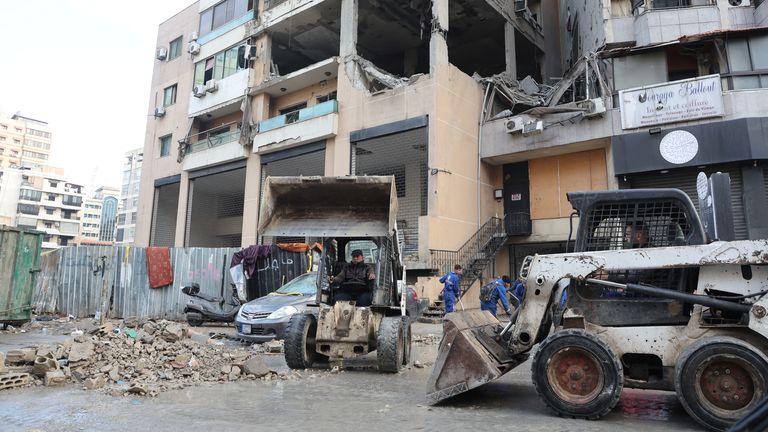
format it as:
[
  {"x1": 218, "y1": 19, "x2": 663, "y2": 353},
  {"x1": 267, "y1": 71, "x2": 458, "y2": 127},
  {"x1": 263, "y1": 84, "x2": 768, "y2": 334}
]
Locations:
[{"x1": 420, "y1": 215, "x2": 509, "y2": 322}]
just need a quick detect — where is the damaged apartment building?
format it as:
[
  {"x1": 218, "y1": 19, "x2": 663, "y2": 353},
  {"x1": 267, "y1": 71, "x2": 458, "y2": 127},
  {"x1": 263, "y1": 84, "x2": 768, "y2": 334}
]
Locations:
[
  {"x1": 136, "y1": 0, "x2": 560, "y2": 280},
  {"x1": 480, "y1": 0, "x2": 768, "y2": 271}
]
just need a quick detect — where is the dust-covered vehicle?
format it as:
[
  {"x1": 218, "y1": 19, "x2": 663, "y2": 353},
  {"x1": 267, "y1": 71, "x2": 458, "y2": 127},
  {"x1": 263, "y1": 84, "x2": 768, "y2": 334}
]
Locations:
[{"x1": 258, "y1": 176, "x2": 412, "y2": 372}]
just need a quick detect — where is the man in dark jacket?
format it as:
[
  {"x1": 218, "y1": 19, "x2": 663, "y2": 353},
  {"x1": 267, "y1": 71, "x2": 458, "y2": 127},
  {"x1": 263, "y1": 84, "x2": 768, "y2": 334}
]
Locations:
[
  {"x1": 439, "y1": 264, "x2": 463, "y2": 313},
  {"x1": 329, "y1": 249, "x2": 375, "y2": 306}
]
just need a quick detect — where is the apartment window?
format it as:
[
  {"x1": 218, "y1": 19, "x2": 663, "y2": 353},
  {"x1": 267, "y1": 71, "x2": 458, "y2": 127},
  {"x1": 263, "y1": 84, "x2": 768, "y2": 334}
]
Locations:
[
  {"x1": 279, "y1": 103, "x2": 307, "y2": 125},
  {"x1": 19, "y1": 189, "x2": 42, "y2": 201},
  {"x1": 169, "y1": 36, "x2": 182, "y2": 60},
  {"x1": 43, "y1": 235, "x2": 52, "y2": 242},
  {"x1": 160, "y1": 134, "x2": 172, "y2": 157},
  {"x1": 0, "y1": 136, "x2": 5, "y2": 141},
  {"x1": 62, "y1": 195, "x2": 82, "y2": 207},
  {"x1": 26, "y1": 128, "x2": 51, "y2": 138},
  {"x1": 199, "y1": 0, "x2": 254, "y2": 38},
  {"x1": 193, "y1": 44, "x2": 247, "y2": 86},
  {"x1": 49, "y1": 181, "x2": 57, "y2": 187},
  {"x1": 14, "y1": 127, "x2": 22, "y2": 133},
  {"x1": 23, "y1": 150, "x2": 48, "y2": 160},
  {"x1": 13, "y1": 138, "x2": 20, "y2": 144},
  {"x1": 726, "y1": 35, "x2": 768, "y2": 90},
  {"x1": 0, "y1": 124, "x2": 6, "y2": 130},
  {"x1": 48, "y1": 194, "x2": 56, "y2": 201},
  {"x1": 163, "y1": 84, "x2": 177, "y2": 107},
  {"x1": 44, "y1": 222, "x2": 53, "y2": 229},
  {"x1": 60, "y1": 237, "x2": 69, "y2": 246},
  {"x1": 316, "y1": 91, "x2": 337, "y2": 104},
  {"x1": 17, "y1": 204, "x2": 39, "y2": 215},
  {"x1": 46, "y1": 208, "x2": 54, "y2": 215}
]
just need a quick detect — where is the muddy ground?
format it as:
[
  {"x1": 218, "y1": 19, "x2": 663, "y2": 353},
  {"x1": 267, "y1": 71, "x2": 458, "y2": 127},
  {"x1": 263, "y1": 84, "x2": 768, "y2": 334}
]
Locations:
[{"x1": 0, "y1": 322, "x2": 702, "y2": 432}]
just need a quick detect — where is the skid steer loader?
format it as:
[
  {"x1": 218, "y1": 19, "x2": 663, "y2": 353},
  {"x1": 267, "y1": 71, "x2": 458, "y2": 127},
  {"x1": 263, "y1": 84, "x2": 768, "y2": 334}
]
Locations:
[
  {"x1": 427, "y1": 183, "x2": 768, "y2": 431},
  {"x1": 258, "y1": 176, "x2": 411, "y2": 372}
]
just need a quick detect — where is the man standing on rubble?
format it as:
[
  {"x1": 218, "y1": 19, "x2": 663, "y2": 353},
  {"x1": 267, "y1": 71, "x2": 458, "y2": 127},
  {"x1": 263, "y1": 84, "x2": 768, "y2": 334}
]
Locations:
[
  {"x1": 439, "y1": 265, "x2": 462, "y2": 313},
  {"x1": 329, "y1": 249, "x2": 376, "y2": 306}
]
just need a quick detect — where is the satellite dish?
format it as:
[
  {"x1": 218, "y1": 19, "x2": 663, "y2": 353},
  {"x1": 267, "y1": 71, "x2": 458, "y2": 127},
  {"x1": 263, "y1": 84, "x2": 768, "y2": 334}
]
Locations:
[{"x1": 696, "y1": 172, "x2": 709, "y2": 201}]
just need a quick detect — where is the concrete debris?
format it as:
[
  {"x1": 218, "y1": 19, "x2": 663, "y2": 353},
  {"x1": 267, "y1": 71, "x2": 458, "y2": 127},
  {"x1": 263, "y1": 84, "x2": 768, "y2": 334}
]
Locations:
[
  {"x1": 344, "y1": 54, "x2": 415, "y2": 93},
  {"x1": 0, "y1": 318, "x2": 305, "y2": 395},
  {"x1": 44, "y1": 370, "x2": 66, "y2": 387}
]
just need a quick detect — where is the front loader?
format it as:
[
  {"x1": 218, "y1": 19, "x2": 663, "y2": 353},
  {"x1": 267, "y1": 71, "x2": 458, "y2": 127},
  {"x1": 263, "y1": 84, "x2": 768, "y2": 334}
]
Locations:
[
  {"x1": 427, "y1": 186, "x2": 768, "y2": 431},
  {"x1": 258, "y1": 176, "x2": 411, "y2": 372}
]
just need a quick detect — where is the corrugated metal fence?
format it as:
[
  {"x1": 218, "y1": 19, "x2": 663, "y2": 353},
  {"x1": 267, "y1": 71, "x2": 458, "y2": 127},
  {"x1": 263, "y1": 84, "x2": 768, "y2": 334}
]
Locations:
[{"x1": 32, "y1": 245, "x2": 310, "y2": 320}]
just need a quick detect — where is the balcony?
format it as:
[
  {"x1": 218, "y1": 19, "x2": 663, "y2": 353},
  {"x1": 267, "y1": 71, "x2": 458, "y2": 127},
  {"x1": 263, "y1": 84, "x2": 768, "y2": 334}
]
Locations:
[
  {"x1": 188, "y1": 70, "x2": 248, "y2": 118},
  {"x1": 634, "y1": 1, "x2": 721, "y2": 45},
  {"x1": 182, "y1": 128, "x2": 248, "y2": 171},
  {"x1": 254, "y1": 100, "x2": 339, "y2": 152}
]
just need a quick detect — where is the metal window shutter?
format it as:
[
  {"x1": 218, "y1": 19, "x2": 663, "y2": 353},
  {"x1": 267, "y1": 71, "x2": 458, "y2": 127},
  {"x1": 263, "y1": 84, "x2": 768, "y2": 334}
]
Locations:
[{"x1": 628, "y1": 164, "x2": 747, "y2": 240}]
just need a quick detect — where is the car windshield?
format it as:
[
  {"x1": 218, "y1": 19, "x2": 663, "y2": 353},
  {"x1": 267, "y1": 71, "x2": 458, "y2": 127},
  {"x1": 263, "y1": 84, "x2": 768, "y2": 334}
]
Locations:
[{"x1": 273, "y1": 273, "x2": 317, "y2": 295}]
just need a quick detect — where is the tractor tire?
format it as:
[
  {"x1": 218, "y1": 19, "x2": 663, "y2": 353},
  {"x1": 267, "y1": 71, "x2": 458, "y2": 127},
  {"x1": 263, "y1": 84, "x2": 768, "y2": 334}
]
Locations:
[
  {"x1": 401, "y1": 316, "x2": 412, "y2": 366},
  {"x1": 377, "y1": 316, "x2": 405, "y2": 373},
  {"x1": 185, "y1": 312, "x2": 203, "y2": 327},
  {"x1": 532, "y1": 329, "x2": 623, "y2": 420},
  {"x1": 284, "y1": 314, "x2": 320, "y2": 369},
  {"x1": 674, "y1": 336, "x2": 768, "y2": 432}
]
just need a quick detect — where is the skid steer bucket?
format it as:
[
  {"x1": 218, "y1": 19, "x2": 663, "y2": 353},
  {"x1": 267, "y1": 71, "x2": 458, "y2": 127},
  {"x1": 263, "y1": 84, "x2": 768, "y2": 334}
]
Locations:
[
  {"x1": 426, "y1": 310, "x2": 528, "y2": 403},
  {"x1": 258, "y1": 176, "x2": 398, "y2": 238}
]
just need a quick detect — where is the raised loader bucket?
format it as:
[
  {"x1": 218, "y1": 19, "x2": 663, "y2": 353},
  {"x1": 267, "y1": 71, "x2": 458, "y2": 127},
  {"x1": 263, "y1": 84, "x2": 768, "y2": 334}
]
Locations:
[
  {"x1": 426, "y1": 310, "x2": 528, "y2": 403},
  {"x1": 258, "y1": 176, "x2": 398, "y2": 238}
]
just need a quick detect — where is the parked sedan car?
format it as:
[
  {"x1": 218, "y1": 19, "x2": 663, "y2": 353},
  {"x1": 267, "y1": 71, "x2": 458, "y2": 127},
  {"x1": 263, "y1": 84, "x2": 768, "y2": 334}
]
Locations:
[
  {"x1": 236, "y1": 272, "x2": 427, "y2": 343},
  {"x1": 235, "y1": 272, "x2": 317, "y2": 343}
]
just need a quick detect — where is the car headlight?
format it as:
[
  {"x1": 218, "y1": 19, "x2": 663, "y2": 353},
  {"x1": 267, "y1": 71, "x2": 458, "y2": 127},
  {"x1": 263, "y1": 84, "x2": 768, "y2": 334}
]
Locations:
[
  {"x1": 267, "y1": 305, "x2": 298, "y2": 320},
  {"x1": 237, "y1": 306, "x2": 247, "y2": 319}
]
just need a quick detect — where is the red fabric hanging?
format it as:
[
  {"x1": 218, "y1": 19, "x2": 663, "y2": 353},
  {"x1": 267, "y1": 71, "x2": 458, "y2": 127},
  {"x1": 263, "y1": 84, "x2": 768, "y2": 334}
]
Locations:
[{"x1": 146, "y1": 247, "x2": 173, "y2": 289}]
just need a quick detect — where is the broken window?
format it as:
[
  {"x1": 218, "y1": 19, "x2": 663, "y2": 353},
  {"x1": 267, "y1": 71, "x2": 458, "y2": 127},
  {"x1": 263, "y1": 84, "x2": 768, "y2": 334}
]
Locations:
[
  {"x1": 448, "y1": 0, "x2": 507, "y2": 77},
  {"x1": 194, "y1": 43, "x2": 248, "y2": 86},
  {"x1": 279, "y1": 103, "x2": 307, "y2": 125},
  {"x1": 356, "y1": 0, "x2": 429, "y2": 77},
  {"x1": 269, "y1": 0, "x2": 341, "y2": 76}
]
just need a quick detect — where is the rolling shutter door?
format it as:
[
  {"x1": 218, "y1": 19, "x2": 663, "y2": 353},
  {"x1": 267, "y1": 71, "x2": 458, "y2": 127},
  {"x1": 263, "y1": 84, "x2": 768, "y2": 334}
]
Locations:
[{"x1": 628, "y1": 164, "x2": 747, "y2": 240}]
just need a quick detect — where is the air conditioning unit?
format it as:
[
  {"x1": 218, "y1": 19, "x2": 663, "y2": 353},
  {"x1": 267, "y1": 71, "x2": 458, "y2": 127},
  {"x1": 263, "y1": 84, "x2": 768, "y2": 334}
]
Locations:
[
  {"x1": 244, "y1": 44, "x2": 257, "y2": 61},
  {"x1": 728, "y1": 0, "x2": 748, "y2": 6},
  {"x1": 193, "y1": 85, "x2": 207, "y2": 98},
  {"x1": 187, "y1": 41, "x2": 201, "y2": 56},
  {"x1": 190, "y1": 31, "x2": 199, "y2": 41},
  {"x1": 504, "y1": 117, "x2": 525, "y2": 133},
  {"x1": 577, "y1": 97, "x2": 607, "y2": 118},
  {"x1": 155, "y1": 47, "x2": 168, "y2": 61},
  {"x1": 154, "y1": 106, "x2": 166, "y2": 118},
  {"x1": 522, "y1": 120, "x2": 544, "y2": 136},
  {"x1": 205, "y1": 80, "x2": 218, "y2": 93}
]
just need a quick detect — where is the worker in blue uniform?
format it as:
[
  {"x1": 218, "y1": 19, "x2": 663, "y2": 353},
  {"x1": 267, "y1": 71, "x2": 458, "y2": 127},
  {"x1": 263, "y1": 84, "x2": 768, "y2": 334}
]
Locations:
[
  {"x1": 439, "y1": 264, "x2": 463, "y2": 313},
  {"x1": 480, "y1": 275, "x2": 512, "y2": 317}
]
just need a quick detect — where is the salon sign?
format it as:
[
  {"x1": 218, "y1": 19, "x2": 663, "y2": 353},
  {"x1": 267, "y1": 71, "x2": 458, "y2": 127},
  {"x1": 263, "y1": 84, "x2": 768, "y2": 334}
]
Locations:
[{"x1": 619, "y1": 74, "x2": 724, "y2": 130}]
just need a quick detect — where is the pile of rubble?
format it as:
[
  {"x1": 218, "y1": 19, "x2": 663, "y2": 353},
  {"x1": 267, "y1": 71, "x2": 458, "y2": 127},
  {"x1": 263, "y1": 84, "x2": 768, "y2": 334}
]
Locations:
[{"x1": 0, "y1": 319, "x2": 300, "y2": 397}]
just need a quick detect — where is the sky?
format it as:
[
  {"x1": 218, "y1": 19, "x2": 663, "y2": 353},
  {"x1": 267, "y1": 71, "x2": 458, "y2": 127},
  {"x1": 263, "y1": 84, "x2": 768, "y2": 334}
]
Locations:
[{"x1": 0, "y1": 0, "x2": 194, "y2": 192}]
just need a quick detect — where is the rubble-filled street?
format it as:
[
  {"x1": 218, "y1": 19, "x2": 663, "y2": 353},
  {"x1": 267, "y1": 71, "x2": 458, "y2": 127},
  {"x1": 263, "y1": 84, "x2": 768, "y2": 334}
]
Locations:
[{"x1": 0, "y1": 318, "x2": 702, "y2": 432}]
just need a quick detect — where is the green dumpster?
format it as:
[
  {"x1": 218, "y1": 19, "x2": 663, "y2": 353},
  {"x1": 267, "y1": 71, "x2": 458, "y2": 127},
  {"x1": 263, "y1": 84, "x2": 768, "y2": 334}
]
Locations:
[{"x1": 0, "y1": 225, "x2": 43, "y2": 326}]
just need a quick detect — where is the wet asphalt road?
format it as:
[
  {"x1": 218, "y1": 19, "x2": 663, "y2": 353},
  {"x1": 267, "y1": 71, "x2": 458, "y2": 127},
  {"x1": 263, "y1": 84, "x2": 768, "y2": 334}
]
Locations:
[{"x1": 0, "y1": 323, "x2": 703, "y2": 432}]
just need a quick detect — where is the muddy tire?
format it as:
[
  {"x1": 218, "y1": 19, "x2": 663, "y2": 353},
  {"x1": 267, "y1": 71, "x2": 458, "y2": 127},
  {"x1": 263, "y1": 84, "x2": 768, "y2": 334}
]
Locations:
[
  {"x1": 532, "y1": 329, "x2": 623, "y2": 420},
  {"x1": 284, "y1": 313, "x2": 320, "y2": 369},
  {"x1": 674, "y1": 336, "x2": 768, "y2": 432},
  {"x1": 377, "y1": 317, "x2": 404, "y2": 373},
  {"x1": 186, "y1": 312, "x2": 203, "y2": 327},
  {"x1": 401, "y1": 316, "x2": 412, "y2": 366}
]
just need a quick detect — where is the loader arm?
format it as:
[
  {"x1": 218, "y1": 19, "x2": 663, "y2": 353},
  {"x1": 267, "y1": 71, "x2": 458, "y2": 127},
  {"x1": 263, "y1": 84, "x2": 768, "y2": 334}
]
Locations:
[{"x1": 427, "y1": 239, "x2": 768, "y2": 402}]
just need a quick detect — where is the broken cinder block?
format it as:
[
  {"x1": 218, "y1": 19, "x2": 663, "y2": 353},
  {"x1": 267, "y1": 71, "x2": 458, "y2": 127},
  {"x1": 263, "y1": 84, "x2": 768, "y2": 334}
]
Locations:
[{"x1": 44, "y1": 370, "x2": 66, "y2": 387}]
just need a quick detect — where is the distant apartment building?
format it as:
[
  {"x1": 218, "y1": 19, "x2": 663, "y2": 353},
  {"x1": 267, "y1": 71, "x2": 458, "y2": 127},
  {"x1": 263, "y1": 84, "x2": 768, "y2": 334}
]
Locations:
[
  {"x1": 79, "y1": 186, "x2": 120, "y2": 244},
  {"x1": 116, "y1": 148, "x2": 143, "y2": 244},
  {"x1": 0, "y1": 113, "x2": 52, "y2": 169},
  {"x1": 0, "y1": 166, "x2": 84, "y2": 249}
]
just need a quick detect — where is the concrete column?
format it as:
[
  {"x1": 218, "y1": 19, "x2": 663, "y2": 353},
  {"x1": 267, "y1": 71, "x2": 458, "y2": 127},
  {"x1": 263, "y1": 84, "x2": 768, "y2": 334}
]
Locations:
[
  {"x1": 241, "y1": 154, "x2": 262, "y2": 246},
  {"x1": 340, "y1": 0, "x2": 358, "y2": 58},
  {"x1": 174, "y1": 171, "x2": 190, "y2": 246},
  {"x1": 430, "y1": 0, "x2": 449, "y2": 73},
  {"x1": 251, "y1": 34, "x2": 271, "y2": 86},
  {"x1": 505, "y1": 22, "x2": 517, "y2": 79}
]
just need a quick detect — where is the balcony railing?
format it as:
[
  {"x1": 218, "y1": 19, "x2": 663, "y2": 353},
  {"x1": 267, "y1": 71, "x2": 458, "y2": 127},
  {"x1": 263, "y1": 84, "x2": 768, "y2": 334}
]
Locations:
[
  {"x1": 259, "y1": 100, "x2": 338, "y2": 133},
  {"x1": 185, "y1": 128, "x2": 241, "y2": 154},
  {"x1": 649, "y1": 0, "x2": 715, "y2": 10}
]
